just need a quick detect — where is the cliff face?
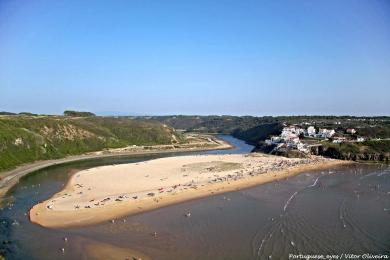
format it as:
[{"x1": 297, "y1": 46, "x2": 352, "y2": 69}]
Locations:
[
  {"x1": 232, "y1": 123, "x2": 282, "y2": 145},
  {"x1": 252, "y1": 142, "x2": 276, "y2": 154},
  {"x1": 310, "y1": 145, "x2": 390, "y2": 162}
]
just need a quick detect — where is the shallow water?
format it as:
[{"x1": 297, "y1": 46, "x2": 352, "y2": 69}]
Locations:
[{"x1": 1, "y1": 136, "x2": 390, "y2": 259}]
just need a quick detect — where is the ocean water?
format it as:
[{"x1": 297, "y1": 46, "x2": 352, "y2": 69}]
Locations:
[{"x1": 1, "y1": 136, "x2": 389, "y2": 259}]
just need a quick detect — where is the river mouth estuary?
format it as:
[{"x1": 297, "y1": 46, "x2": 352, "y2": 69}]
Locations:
[{"x1": 0, "y1": 136, "x2": 389, "y2": 260}]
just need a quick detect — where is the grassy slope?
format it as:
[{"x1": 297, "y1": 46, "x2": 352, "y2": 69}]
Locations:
[
  {"x1": 232, "y1": 123, "x2": 282, "y2": 145},
  {"x1": 320, "y1": 140, "x2": 390, "y2": 161},
  {"x1": 0, "y1": 116, "x2": 181, "y2": 172}
]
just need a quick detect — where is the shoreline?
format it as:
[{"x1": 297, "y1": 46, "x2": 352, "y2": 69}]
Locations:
[
  {"x1": 0, "y1": 135, "x2": 232, "y2": 200},
  {"x1": 29, "y1": 154, "x2": 351, "y2": 228}
]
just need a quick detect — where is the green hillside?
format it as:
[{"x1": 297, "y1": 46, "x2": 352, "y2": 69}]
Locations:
[
  {"x1": 316, "y1": 140, "x2": 390, "y2": 161},
  {"x1": 147, "y1": 115, "x2": 282, "y2": 144},
  {"x1": 0, "y1": 115, "x2": 182, "y2": 172}
]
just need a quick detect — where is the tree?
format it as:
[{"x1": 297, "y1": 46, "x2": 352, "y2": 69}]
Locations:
[{"x1": 63, "y1": 110, "x2": 96, "y2": 117}]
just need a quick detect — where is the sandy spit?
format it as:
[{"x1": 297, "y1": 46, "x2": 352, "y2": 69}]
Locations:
[{"x1": 30, "y1": 153, "x2": 350, "y2": 228}]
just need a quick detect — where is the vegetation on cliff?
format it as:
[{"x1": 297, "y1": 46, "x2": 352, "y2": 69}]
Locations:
[
  {"x1": 314, "y1": 140, "x2": 390, "y2": 161},
  {"x1": 232, "y1": 123, "x2": 282, "y2": 144},
  {"x1": 0, "y1": 115, "x2": 181, "y2": 172}
]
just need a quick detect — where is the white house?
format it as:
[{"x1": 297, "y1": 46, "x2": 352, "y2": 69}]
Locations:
[
  {"x1": 357, "y1": 137, "x2": 365, "y2": 142},
  {"x1": 318, "y1": 128, "x2": 336, "y2": 138},
  {"x1": 265, "y1": 136, "x2": 282, "y2": 145},
  {"x1": 332, "y1": 137, "x2": 346, "y2": 144},
  {"x1": 307, "y1": 126, "x2": 316, "y2": 137}
]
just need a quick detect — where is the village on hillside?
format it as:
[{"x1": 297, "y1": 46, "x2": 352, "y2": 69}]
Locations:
[{"x1": 265, "y1": 123, "x2": 367, "y2": 154}]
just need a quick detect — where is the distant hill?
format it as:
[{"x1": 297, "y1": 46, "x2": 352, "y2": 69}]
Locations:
[
  {"x1": 0, "y1": 115, "x2": 182, "y2": 172},
  {"x1": 144, "y1": 115, "x2": 390, "y2": 161},
  {"x1": 0, "y1": 111, "x2": 17, "y2": 115},
  {"x1": 2, "y1": 114, "x2": 389, "y2": 171},
  {"x1": 146, "y1": 115, "x2": 282, "y2": 145}
]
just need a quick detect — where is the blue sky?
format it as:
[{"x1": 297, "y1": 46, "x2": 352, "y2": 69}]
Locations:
[{"x1": 1, "y1": 0, "x2": 389, "y2": 116}]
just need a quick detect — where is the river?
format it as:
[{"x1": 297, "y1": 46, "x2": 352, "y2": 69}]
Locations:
[{"x1": 0, "y1": 135, "x2": 389, "y2": 259}]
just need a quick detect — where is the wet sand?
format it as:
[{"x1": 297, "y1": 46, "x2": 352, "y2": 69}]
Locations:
[
  {"x1": 81, "y1": 238, "x2": 150, "y2": 260},
  {"x1": 30, "y1": 154, "x2": 349, "y2": 228}
]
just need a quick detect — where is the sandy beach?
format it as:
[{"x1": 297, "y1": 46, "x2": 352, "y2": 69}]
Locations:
[
  {"x1": 0, "y1": 134, "x2": 231, "y2": 199},
  {"x1": 30, "y1": 153, "x2": 349, "y2": 228}
]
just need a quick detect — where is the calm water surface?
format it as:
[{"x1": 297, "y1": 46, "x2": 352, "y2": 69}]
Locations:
[{"x1": 1, "y1": 135, "x2": 389, "y2": 259}]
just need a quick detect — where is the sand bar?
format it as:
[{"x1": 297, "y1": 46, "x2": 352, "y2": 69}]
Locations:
[{"x1": 30, "y1": 153, "x2": 349, "y2": 228}]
